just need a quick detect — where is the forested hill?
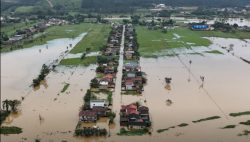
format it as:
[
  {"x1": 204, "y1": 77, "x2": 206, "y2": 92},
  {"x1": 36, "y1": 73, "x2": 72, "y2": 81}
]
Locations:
[
  {"x1": 81, "y1": 0, "x2": 250, "y2": 8},
  {"x1": 1, "y1": 0, "x2": 250, "y2": 14}
]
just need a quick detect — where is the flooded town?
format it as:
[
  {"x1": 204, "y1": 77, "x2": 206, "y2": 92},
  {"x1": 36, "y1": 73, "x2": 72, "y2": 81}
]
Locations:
[{"x1": 1, "y1": 0, "x2": 250, "y2": 142}]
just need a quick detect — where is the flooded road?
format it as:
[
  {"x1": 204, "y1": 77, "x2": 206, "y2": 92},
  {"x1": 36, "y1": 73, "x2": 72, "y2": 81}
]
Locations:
[{"x1": 1, "y1": 31, "x2": 250, "y2": 142}]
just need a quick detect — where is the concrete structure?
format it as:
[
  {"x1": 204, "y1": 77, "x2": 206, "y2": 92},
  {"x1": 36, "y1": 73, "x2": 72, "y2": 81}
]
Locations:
[{"x1": 90, "y1": 100, "x2": 107, "y2": 109}]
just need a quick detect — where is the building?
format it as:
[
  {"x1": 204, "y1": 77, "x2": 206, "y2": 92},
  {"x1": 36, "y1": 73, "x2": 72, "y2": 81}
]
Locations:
[
  {"x1": 90, "y1": 100, "x2": 107, "y2": 109},
  {"x1": 191, "y1": 24, "x2": 210, "y2": 30},
  {"x1": 79, "y1": 110, "x2": 97, "y2": 122},
  {"x1": 120, "y1": 103, "x2": 151, "y2": 128}
]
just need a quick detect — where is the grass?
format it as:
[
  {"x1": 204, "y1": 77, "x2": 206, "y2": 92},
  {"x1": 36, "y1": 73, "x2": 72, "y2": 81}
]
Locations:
[
  {"x1": 157, "y1": 126, "x2": 175, "y2": 133},
  {"x1": 107, "y1": 91, "x2": 113, "y2": 105},
  {"x1": 70, "y1": 24, "x2": 111, "y2": 54},
  {"x1": 1, "y1": 20, "x2": 38, "y2": 36},
  {"x1": 122, "y1": 90, "x2": 140, "y2": 95},
  {"x1": 238, "y1": 130, "x2": 250, "y2": 136},
  {"x1": 239, "y1": 120, "x2": 250, "y2": 126},
  {"x1": 136, "y1": 26, "x2": 250, "y2": 57},
  {"x1": 229, "y1": 111, "x2": 250, "y2": 117},
  {"x1": 0, "y1": 111, "x2": 10, "y2": 125},
  {"x1": 96, "y1": 73, "x2": 105, "y2": 78},
  {"x1": 15, "y1": 6, "x2": 34, "y2": 14},
  {"x1": 188, "y1": 52, "x2": 205, "y2": 56},
  {"x1": 0, "y1": 126, "x2": 22, "y2": 134},
  {"x1": 204, "y1": 50, "x2": 223, "y2": 54},
  {"x1": 178, "y1": 123, "x2": 189, "y2": 127},
  {"x1": 221, "y1": 125, "x2": 237, "y2": 129},
  {"x1": 192, "y1": 116, "x2": 221, "y2": 123},
  {"x1": 1, "y1": 23, "x2": 105, "y2": 52},
  {"x1": 136, "y1": 26, "x2": 211, "y2": 57},
  {"x1": 117, "y1": 128, "x2": 149, "y2": 136},
  {"x1": 61, "y1": 83, "x2": 70, "y2": 93},
  {"x1": 60, "y1": 56, "x2": 96, "y2": 66}
]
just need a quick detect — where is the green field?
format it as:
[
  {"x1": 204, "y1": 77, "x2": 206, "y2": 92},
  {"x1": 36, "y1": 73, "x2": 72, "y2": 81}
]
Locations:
[
  {"x1": 70, "y1": 24, "x2": 111, "y2": 53},
  {"x1": 1, "y1": 23, "x2": 107, "y2": 52},
  {"x1": 0, "y1": 126, "x2": 22, "y2": 134},
  {"x1": 136, "y1": 26, "x2": 211, "y2": 57},
  {"x1": 15, "y1": 6, "x2": 34, "y2": 14},
  {"x1": 59, "y1": 56, "x2": 97, "y2": 66},
  {"x1": 136, "y1": 26, "x2": 250, "y2": 57}
]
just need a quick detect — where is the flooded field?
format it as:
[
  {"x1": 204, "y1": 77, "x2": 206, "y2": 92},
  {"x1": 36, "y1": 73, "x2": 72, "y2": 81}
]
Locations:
[
  {"x1": 1, "y1": 34, "x2": 250, "y2": 141},
  {"x1": 171, "y1": 17, "x2": 250, "y2": 26}
]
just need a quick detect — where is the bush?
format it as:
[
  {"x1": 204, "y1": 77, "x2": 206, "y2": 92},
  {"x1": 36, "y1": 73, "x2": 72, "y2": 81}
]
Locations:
[{"x1": 0, "y1": 126, "x2": 22, "y2": 134}]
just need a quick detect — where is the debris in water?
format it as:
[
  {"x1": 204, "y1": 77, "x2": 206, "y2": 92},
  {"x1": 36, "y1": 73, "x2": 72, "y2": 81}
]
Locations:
[{"x1": 165, "y1": 77, "x2": 172, "y2": 84}]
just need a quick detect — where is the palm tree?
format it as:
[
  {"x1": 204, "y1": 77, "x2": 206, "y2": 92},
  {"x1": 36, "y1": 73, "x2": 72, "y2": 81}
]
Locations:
[
  {"x1": 9, "y1": 100, "x2": 21, "y2": 112},
  {"x1": 2, "y1": 99, "x2": 10, "y2": 112}
]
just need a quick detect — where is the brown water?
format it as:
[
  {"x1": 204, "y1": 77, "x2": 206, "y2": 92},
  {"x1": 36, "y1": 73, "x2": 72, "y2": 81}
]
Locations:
[{"x1": 1, "y1": 35, "x2": 250, "y2": 141}]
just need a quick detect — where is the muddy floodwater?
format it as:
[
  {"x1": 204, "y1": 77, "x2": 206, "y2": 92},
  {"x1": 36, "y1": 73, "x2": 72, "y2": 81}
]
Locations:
[{"x1": 1, "y1": 35, "x2": 250, "y2": 141}]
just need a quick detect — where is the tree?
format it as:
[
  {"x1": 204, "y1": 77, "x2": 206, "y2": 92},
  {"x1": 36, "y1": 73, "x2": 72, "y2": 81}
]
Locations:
[
  {"x1": 90, "y1": 78, "x2": 99, "y2": 88},
  {"x1": 2, "y1": 99, "x2": 10, "y2": 112},
  {"x1": 9, "y1": 100, "x2": 21, "y2": 112},
  {"x1": 131, "y1": 15, "x2": 140, "y2": 25}
]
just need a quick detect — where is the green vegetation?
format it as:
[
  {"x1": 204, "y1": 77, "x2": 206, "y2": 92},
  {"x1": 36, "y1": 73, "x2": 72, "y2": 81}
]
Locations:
[
  {"x1": 61, "y1": 83, "x2": 70, "y2": 93},
  {"x1": 204, "y1": 50, "x2": 223, "y2": 54},
  {"x1": 229, "y1": 111, "x2": 250, "y2": 117},
  {"x1": 107, "y1": 92, "x2": 113, "y2": 105},
  {"x1": 32, "y1": 64, "x2": 50, "y2": 87},
  {"x1": 2, "y1": 99, "x2": 21, "y2": 113},
  {"x1": 157, "y1": 126, "x2": 175, "y2": 133},
  {"x1": 178, "y1": 123, "x2": 189, "y2": 127},
  {"x1": 192, "y1": 116, "x2": 221, "y2": 123},
  {"x1": 1, "y1": 23, "x2": 101, "y2": 52},
  {"x1": 239, "y1": 120, "x2": 250, "y2": 126},
  {"x1": 75, "y1": 127, "x2": 107, "y2": 136},
  {"x1": 70, "y1": 24, "x2": 111, "y2": 53},
  {"x1": 136, "y1": 26, "x2": 211, "y2": 56},
  {"x1": 15, "y1": 6, "x2": 34, "y2": 14},
  {"x1": 136, "y1": 26, "x2": 250, "y2": 57},
  {"x1": 1, "y1": 20, "x2": 37, "y2": 36},
  {"x1": 221, "y1": 125, "x2": 236, "y2": 129},
  {"x1": 117, "y1": 128, "x2": 149, "y2": 136},
  {"x1": 0, "y1": 111, "x2": 10, "y2": 125},
  {"x1": 238, "y1": 130, "x2": 250, "y2": 136},
  {"x1": 0, "y1": 126, "x2": 22, "y2": 134},
  {"x1": 107, "y1": 111, "x2": 116, "y2": 124},
  {"x1": 60, "y1": 56, "x2": 96, "y2": 66},
  {"x1": 188, "y1": 52, "x2": 204, "y2": 56}
]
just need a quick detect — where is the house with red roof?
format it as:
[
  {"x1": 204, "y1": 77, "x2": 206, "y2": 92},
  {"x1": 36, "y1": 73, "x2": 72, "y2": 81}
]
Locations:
[{"x1": 120, "y1": 103, "x2": 151, "y2": 128}]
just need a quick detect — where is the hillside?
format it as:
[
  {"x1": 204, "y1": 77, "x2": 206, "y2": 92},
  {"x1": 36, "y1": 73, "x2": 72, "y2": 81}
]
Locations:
[{"x1": 1, "y1": 0, "x2": 250, "y2": 14}]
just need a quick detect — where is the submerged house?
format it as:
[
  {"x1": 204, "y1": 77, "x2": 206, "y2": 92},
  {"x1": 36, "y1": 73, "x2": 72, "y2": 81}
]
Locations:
[
  {"x1": 99, "y1": 74, "x2": 115, "y2": 89},
  {"x1": 90, "y1": 100, "x2": 108, "y2": 109},
  {"x1": 120, "y1": 103, "x2": 151, "y2": 128},
  {"x1": 123, "y1": 62, "x2": 141, "y2": 72},
  {"x1": 79, "y1": 110, "x2": 97, "y2": 122}
]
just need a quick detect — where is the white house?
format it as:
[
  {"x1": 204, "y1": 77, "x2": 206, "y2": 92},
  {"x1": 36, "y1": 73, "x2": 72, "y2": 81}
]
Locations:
[{"x1": 90, "y1": 100, "x2": 107, "y2": 109}]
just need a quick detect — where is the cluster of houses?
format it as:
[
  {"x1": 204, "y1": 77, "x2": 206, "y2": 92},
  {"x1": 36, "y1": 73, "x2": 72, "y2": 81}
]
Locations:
[
  {"x1": 119, "y1": 24, "x2": 151, "y2": 131},
  {"x1": 79, "y1": 99, "x2": 109, "y2": 122},
  {"x1": 120, "y1": 103, "x2": 151, "y2": 128},
  {"x1": 4, "y1": 18, "x2": 68, "y2": 44},
  {"x1": 93, "y1": 24, "x2": 123, "y2": 91},
  {"x1": 122, "y1": 24, "x2": 146, "y2": 94},
  {"x1": 78, "y1": 24, "x2": 123, "y2": 125}
]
